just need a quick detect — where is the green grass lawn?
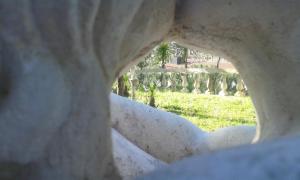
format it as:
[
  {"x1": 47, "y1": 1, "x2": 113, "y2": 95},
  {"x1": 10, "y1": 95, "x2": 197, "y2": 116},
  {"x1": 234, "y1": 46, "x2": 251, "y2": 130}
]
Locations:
[{"x1": 135, "y1": 91, "x2": 256, "y2": 132}]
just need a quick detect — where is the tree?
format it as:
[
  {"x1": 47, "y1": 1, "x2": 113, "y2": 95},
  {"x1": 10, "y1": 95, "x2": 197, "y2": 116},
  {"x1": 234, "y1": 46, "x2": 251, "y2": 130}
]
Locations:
[
  {"x1": 117, "y1": 75, "x2": 130, "y2": 97},
  {"x1": 148, "y1": 82, "x2": 157, "y2": 107},
  {"x1": 155, "y1": 43, "x2": 171, "y2": 69}
]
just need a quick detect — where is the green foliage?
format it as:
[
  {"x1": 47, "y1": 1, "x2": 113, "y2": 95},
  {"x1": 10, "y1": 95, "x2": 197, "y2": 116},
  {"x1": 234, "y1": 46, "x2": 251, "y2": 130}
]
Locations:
[
  {"x1": 155, "y1": 43, "x2": 171, "y2": 68},
  {"x1": 117, "y1": 74, "x2": 130, "y2": 97},
  {"x1": 226, "y1": 73, "x2": 240, "y2": 95},
  {"x1": 207, "y1": 72, "x2": 222, "y2": 94},
  {"x1": 148, "y1": 82, "x2": 157, "y2": 107},
  {"x1": 174, "y1": 73, "x2": 183, "y2": 91},
  {"x1": 135, "y1": 91, "x2": 256, "y2": 132},
  {"x1": 123, "y1": 74, "x2": 130, "y2": 88},
  {"x1": 149, "y1": 82, "x2": 157, "y2": 97},
  {"x1": 111, "y1": 81, "x2": 118, "y2": 93},
  {"x1": 136, "y1": 59, "x2": 149, "y2": 70},
  {"x1": 137, "y1": 73, "x2": 161, "y2": 91},
  {"x1": 186, "y1": 74, "x2": 195, "y2": 92},
  {"x1": 199, "y1": 73, "x2": 208, "y2": 93}
]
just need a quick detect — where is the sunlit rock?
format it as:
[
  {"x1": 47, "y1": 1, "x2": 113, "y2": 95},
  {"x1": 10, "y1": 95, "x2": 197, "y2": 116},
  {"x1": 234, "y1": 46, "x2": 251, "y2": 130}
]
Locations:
[
  {"x1": 111, "y1": 93, "x2": 256, "y2": 162},
  {"x1": 110, "y1": 93, "x2": 209, "y2": 163},
  {"x1": 206, "y1": 126, "x2": 256, "y2": 151}
]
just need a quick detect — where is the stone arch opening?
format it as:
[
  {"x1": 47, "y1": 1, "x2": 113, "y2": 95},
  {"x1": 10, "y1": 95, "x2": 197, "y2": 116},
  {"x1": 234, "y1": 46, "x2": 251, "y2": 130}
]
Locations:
[
  {"x1": 112, "y1": 42, "x2": 256, "y2": 131},
  {"x1": 111, "y1": 42, "x2": 258, "y2": 179}
]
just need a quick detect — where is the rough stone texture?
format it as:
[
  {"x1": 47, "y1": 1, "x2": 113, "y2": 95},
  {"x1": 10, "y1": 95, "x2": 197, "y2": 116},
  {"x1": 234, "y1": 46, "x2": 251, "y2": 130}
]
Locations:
[
  {"x1": 110, "y1": 93, "x2": 209, "y2": 163},
  {"x1": 112, "y1": 129, "x2": 167, "y2": 180},
  {"x1": 138, "y1": 135, "x2": 300, "y2": 180},
  {"x1": 0, "y1": 0, "x2": 175, "y2": 179},
  {"x1": 2, "y1": 0, "x2": 300, "y2": 179},
  {"x1": 172, "y1": 0, "x2": 300, "y2": 141},
  {"x1": 139, "y1": 1, "x2": 300, "y2": 178}
]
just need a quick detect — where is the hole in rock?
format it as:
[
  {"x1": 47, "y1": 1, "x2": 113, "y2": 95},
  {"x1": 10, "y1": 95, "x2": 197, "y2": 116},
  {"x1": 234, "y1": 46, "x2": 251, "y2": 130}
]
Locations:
[
  {"x1": 111, "y1": 42, "x2": 258, "y2": 179},
  {"x1": 112, "y1": 41, "x2": 256, "y2": 132}
]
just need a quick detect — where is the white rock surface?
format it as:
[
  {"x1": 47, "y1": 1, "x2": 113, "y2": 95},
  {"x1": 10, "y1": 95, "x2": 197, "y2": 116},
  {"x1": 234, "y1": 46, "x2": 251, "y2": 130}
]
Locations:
[
  {"x1": 173, "y1": 0, "x2": 300, "y2": 141},
  {"x1": 206, "y1": 126, "x2": 256, "y2": 151},
  {"x1": 0, "y1": 1, "x2": 175, "y2": 179},
  {"x1": 138, "y1": 135, "x2": 300, "y2": 180},
  {"x1": 2, "y1": 0, "x2": 300, "y2": 179},
  {"x1": 111, "y1": 93, "x2": 256, "y2": 161},
  {"x1": 112, "y1": 129, "x2": 167, "y2": 180},
  {"x1": 110, "y1": 93, "x2": 209, "y2": 163}
]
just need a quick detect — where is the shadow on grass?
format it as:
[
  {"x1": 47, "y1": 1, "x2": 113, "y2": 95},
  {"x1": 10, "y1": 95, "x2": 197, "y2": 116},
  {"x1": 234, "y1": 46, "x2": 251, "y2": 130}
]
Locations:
[
  {"x1": 161, "y1": 104, "x2": 212, "y2": 119},
  {"x1": 161, "y1": 104, "x2": 255, "y2": 125},
  {"x1": 230, "y1": 118, "x2": 254, "y2": 124}
]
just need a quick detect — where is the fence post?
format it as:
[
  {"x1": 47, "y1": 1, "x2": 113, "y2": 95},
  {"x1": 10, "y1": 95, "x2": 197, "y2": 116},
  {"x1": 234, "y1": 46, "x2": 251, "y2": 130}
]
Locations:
[
  {"x1": 193, "y1": 73, "x2": 201, "y2": 94},
  {"x1": 219, "y1": 76, "x2": 229, "y2": 96},
  {"x1": 181, "y1": 74, "x2": 189, "y2": 93},
  {"x1": 235, "y1": 79, "x2": 247, "y2": 96}
]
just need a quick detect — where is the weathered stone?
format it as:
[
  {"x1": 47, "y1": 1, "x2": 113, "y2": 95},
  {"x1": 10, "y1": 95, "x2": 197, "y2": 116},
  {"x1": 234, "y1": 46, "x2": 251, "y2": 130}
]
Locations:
[
  {"x1": 130, "y1": 78, "x2": 139, "y2": 100},
  {"x1": 139, "y1": 1, "x2": 300, "y2": 178},
  {"x1": 111, "y1": 94, "x2": 256, "y2": 161},
  {"x1": 235, "y1": 79, "x2": 247, "y2": 97},
  {"x1": 2, "y1": 0, "x2": 300, "y2": 179},
  {"x1": 0, "y1": 0, "x2": 175, "y2": 179},
  {"x1": 129, "y1": 68, "x2": 139, "y2": 100},
  {"x1": 193, "y1": 73, "x2": 201, "y2": 94},
  {"x1": 167, "y1": 79, "x2": 172, "y2": 89},
  {"x1": 170, "y1": 73, "x2": 178, "y2": 91},
  {"x1": 181, "y1": 74, "x2": 189, "y2": 92},
  {"x1": 172, "y1": 0, "x2": 300, "y2": 141},
  {"x1": 205, "y1": 74, "x2": 216, "y2": 95},
  {"x1": 110, "y1": 93, "x2": 208, "y2": 163},
  {"x1": 161, "y1": 73, "x2": 168, "y2": 88},
  {"x1": 219, "y1": 77, "x2": 229, "y2": 96},
  {"x1": 138, "y1": 135, "x2": 300, "y2": 180},
  {"x1": 112, "y1": 129, "x2": 166, "y2": 180}
]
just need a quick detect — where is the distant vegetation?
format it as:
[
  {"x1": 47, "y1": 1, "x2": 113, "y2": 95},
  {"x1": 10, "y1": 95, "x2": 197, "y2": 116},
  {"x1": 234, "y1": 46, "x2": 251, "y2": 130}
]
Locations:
[
  {"x1": 113, "y1": 42, "x2": 255, "y2": 132},
  {"x1": 135, "y1": 91, "x2": 256, "y2": 132}
]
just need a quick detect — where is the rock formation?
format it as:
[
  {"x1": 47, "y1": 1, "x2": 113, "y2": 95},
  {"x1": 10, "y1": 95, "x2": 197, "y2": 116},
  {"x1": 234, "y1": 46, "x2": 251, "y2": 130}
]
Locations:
[
  {"x1": 110, "y1": 93, "x2": 208, "y2": 163},
  {"x1": 1, "y1": 0, "x2": 300, "y2": 179},
  {"x1": 112, "y1": 129, "x2": 166, "y2": 180}
]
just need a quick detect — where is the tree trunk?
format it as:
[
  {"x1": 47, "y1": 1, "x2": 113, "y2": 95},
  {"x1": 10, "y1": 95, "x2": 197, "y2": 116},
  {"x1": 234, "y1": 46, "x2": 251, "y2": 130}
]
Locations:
[{"x1": 183, "y1": 48, "x2": 188, "y2": 68}]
